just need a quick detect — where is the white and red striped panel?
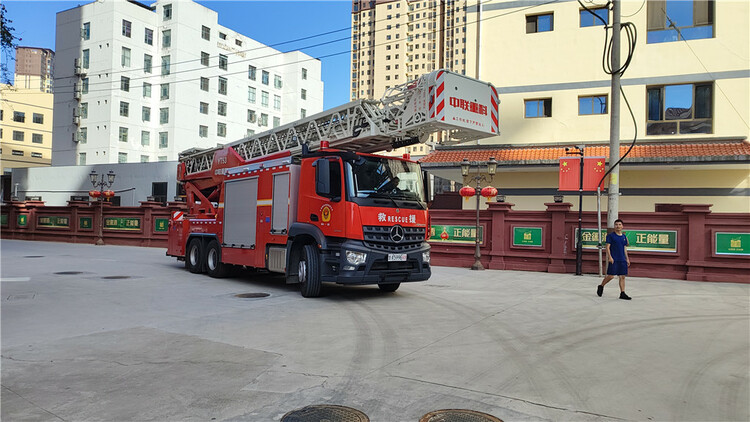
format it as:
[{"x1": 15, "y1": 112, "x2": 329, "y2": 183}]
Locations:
[
  {"x1": 429, "y1": 70, "x2": 446, "y2": 121},
  {"x1": 490, "y1": 85, "x2": 499, "y2": 134}
]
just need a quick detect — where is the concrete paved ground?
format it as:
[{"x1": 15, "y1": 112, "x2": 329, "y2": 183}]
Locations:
[{"x1": 1, "y1": 239, "x2": 748, "y2": 422}]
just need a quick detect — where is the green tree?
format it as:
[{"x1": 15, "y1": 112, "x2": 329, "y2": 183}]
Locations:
[{"x1": 1, "y1": 4, "x2": 21, "y2": 84}]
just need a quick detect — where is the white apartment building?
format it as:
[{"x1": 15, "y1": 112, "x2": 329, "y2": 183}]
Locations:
[{"x1": 53, "y1": 0, "x2": 323, "y2": 166}]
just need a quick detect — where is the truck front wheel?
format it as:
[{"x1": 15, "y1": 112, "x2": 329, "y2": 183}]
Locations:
[
  {"x1": 378, "y1": 283, "x2": 400, "y2": 292},
  {"x1": 205, "y1": 240, "x2": 229, "y2": 278},
  {"x1": 299, "y1": 244, "x2": 322, "y2": 298},
  {"x1": 186, "y1": 238, "x2": 203, "y2": 273}
]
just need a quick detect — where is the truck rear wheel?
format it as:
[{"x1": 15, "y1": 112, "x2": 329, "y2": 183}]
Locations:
[
  {"x1": 299, "y1": 244, "x2": 322, "y2": 298},
  {"x1": 378, "y1": 283, "x2": 400, "y2": 292},
  {"x1": 186, "y1": 238, "x2": 203, "y2": 273},
  {"x1": 205, "y1": 240, "x2": 228, "y2": 278}
]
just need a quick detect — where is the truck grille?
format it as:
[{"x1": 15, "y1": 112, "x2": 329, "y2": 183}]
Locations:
[{"x1": 362, "y1": 225, "x2": 425, "y2": 252}]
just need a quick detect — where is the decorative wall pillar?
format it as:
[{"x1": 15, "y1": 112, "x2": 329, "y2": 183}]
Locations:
[
  {"x1": 682, "y1": 204, "x2": 712, "y2": 281},
  {"x1": 487, "y1": 201, "x2": 514, "y2": 270},
  {"x1": 546, "y1": 202, "x2": 573, "y2": 273}
]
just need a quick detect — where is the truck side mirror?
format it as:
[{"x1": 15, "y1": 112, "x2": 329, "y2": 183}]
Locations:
[{"x1": 315, "y1": 158, "x2": 331, "y2": 197}]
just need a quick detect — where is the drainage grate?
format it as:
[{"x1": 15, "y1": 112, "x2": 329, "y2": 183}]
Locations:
[
  {"x1": 281, "y1": 405, "x2": 369, "y2": 422},
  {"x1": 23, "y1": 256, "x2": 44, "y2": 258},
  {"x1": 101, "y1": 276, "x2": 131, "y2": 280},
  {"x1": 55, "y1": 271, "x2": 84, "y2": 275},
  {"x1": 234, "y1": 293, "x2": 270, "y2": 299},
  {"x1": 419, "y1": 409, "x2": 503, "y2": 422}
]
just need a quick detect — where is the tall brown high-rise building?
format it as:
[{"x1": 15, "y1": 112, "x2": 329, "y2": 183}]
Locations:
[{"x1": 15, "y1": 47, "x2": 55, "y2": 93}]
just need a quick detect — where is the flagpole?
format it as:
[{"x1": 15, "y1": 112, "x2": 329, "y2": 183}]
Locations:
[{"x1": 576, "y1": 146, "x2": 584, "y2": 276}]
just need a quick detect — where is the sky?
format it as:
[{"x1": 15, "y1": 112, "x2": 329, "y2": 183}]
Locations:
[{"x1": 2, "y1": 0, "x2": 353, "y2": 109}]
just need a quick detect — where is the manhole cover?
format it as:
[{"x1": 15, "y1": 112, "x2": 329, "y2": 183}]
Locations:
[
  {"x1": 234, "y1": 293, "x2": 270, "y2": 298},
  {"x1": 23, "y1": 256, "x2": 44, "y2": 258},
  {"x1": 281, "y1": 405, "x2": 369, "y2": 422},
  {"x1": 55, "y1": 271, "x2": 84, "y2": 275},
  {"x1": 101, "y1": 276, "x2": 131, "y2": 280},
  {"x1": 420, "y1": 409, "x2": 503, "y2": 422}
]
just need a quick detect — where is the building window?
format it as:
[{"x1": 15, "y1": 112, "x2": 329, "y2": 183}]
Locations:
[
  {"x1": 647, "y1": 83, "x2": 712, "y2": 135},
  {"x1": 78, "y1": 127, "x2": 87, "y2": 144},
  {"x1": 248, "y1": 86, "x2": 256, "y2": 103},
  {"x1": 118, "y1": 152, "x2": 127, "y2": 163},
  {"x1": 648, "y1": 0, "x2": 713, "y2": 43},
  {"x1": 80, "y1": 103, "x2": 88, "y2": 119},
  {"x1": 32, "y1": 133, "x2": 43, "y2": 144},
  {"x1": 200, "y1": 77, "x2": 209, "y2": 91},
  {"x1": 163, "y1": 4, "x2": 172, "y2": 20},
  {"x1": 121, "y1": 76, "x2": 130, "y2": 92},
  {"x1": 219, "y1": 32, "x2": 227, "y2": 40},
  {"x1": 300, "y1": 108, "x2": 306, "y2": 119},
  {"x1": 119, "y1": 127, "x2": 128, "y2": 142},
  {"x1": 161, "y1": 55, "x2": 170, "y2": 75},
  {"x1": 141, "y1": 130, "x2": 150, "y2": 146},
  {"x1": 199, "y1": 125, "x2": 208, "y2": 138},
  {"x1": 273, "y1": 95, "x2": 281, "y2": 110},
  {"x1": 201, "y1": 52, "x2": 209, "y2": 66},
  {"x1": 121, "y1": 47, "x2": 131, "y2": 67},
  {"x1": 247, "y1": 109, "x2": 256, "y2": 123},
  {"x1": 219, "y1": 54, "x2": 228, "y2": 70},
  {"x1": 302, "y1": 68, "x2": 308, "y2": 80},
  {"x1": 160, "y1": 107, "x2": 169, "y2": 124},
  {"x1": 579, "y1": 95, "x2": 608, "y2": 115},
  {"x1": 144, "y1": 54, "x2": 152, "y2": 73},
  {"x1": 273, "y1": 117, "x2": 280, "y2": 128},
  {"x1": 82, "y1": 22, "x2": 90, "y2": 40},
  {"x1": 274, "y1": 75, "x2": 282, "y2": 89},
  {"x1": 248, "y1": 65, "x2": 256, "y2": 80},
  {"x1": 201, "y1": 25, "x2": 211, "y2": 40},
  {"x1": 526, "y1": 13, "x2": 553, "y2": 33},
  {"x1": 261, "y1": 91, "x2": 269, "y2": 107},
  {"x1": 524, "y1": 98, "x2": 552, "y2": 118},
  {"x1": 158, "y1": 156, "x2": 167, "y2": 162},
  {"x1": 218, "y1": 77, "x2": 227, "y2": 95},
  {"x1": 81, "y1": 77, "x2": 89, "y2": 94},
  {"x1": 217, "y1": 122, "x2": 226, "y2": 137},
  {"x1": 200, "y1": 102, "x2": 209, "y2": 114},
  {"x1": 79, "y1": 152, "x2": 87, "y2": 165},
  {"x1": 162, "y1": 29, "x2": 171, "y2": 48},
  {"x1": 12, "y1": 131, "x2": 24, "y2": 141},
  {"x1": 11, "y1": 150, "x2": 23, "y2": 157},
  {"x1": 82, "y1": 49, "x2": 90, "y2": 69},
  {"x1": 160, "y1": 83, "x2": 169, "y2": 100},
  {"x1": 141, "y1": 155, "x2": 150, "y2": 163},
  {"x1": 32, "y1": 113, "x2": 44, "y2": 124},
  {"x1": 13, "y1": 111, "x2": 25, "y2": 122},
  {"x1": 122, "y1": 20, "x2": 131, "y2": 37},
  {"x1": 580, "y1": 7, "x2": 608, "y2": 27},
  {"x1": 159, "y1": 132, "x2": 168, "y2": 148},
  {"x1": 235, "y1": 39, "x2": 242, "y2": 47},
  {"x1": 217, "y1": 101, "x2": 227, "y2": 116},
  {"x1": 301, "y1": 88, "x2": 307, "y2": 100},
  {"x1": 246, "y1": 129, "x2": 255, "y2": 137},
  {"x1": 120, "y1": 101, "x2": 129, "y2": 117},
  {"x1": 259, "y1": 113, "x2": 268, "y2": 127},
  {"x1": 262, "y1": 70, "x2": 269, "y2": 85},
  {"x1": 145, "y1": 28, "x2": 153, "y2": 45},
  {"x1": 143, "y1": 82, "x2": 152, "y2": 97},
  {"x1": 30, "y1": 152, "x2": 42, "y2": 159}
]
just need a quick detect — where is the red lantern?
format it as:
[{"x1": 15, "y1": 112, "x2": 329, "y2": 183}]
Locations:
[
  {"x1": 103, "y1": 190, "x2": 115, "y2": 198},
  {"x1": 459, "y1": 186, "x2": 475, "y2": 198},
  {"x1": 481, "y1": 186, "x2": 498, "y2": 198},
  {"x1": 89, "y1": 190, "x2": 101, "y2": 198}
]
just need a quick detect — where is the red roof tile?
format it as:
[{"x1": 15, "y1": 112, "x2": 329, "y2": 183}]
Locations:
[{"x1": 420, "y1": 140, "x2": 750, "y2": 164}]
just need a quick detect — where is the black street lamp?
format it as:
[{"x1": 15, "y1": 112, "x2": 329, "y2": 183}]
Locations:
[
  {"x1": 88, "y1": 170, "x2": 116, "y2": 245},
  {"x1": 460, "y1": 157, "x2": 498, "y2": 271},
  {"x1": 564, "y1": 146, "x2": 585, "y2": 275}
]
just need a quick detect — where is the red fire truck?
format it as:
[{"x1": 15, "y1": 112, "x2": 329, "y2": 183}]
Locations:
[{"x1": 167, "y1": 70, "x2": 499, "y2": 297}]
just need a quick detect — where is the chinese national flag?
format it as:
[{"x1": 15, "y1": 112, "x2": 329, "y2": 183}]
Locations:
[
  {"x1": 559, "y1": 157, "x2": 607, "y2": 191},
  {"x1": 558, "y1": 157, "x2": 580, "y2": 191},
  {"x1": 583, "y1": 156, "x2": 607, "y2": 191}
]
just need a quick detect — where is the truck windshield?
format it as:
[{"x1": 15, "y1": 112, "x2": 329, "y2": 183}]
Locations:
[{"x1": 346, "y1": 156, "x2": 426, "y2": 203}]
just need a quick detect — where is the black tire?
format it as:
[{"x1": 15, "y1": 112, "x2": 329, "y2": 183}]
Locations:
[
  {"x1": 205, "y1": 240, "x2": 229, "y2": 278},
  {"x1": 186, "y1": 238, "x2": 203, "y2": 273},
  {"x1": 299, "y1": 243, "x2": 322, "y2": 298},
  {"x1": 378, "y1": 283, "x2": 400, "y2": 292}
]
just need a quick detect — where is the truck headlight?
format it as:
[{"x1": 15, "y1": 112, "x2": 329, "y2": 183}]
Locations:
[
  {"x1": 346, "y1": 250, "x2": 367, "y2": 265},
  {"x1": 422, "y1": 251, "x2": 430, "y2": 263}
]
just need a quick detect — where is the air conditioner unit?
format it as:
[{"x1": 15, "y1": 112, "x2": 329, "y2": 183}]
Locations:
[
  {"x1": 73, "y1": 109, "x2": 80, "y2": 117},
  {"x1": 74, "y1": 90, "x2": 82, "y2": 99},
  {"x1": 74, "y1": 58, "x2": 81, "y2": 74},
  {"x1": 73, "y1": 116, "x2": 81, "y2": 125}
]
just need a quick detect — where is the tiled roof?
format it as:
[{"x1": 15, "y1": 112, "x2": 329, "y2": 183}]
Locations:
[{"x1": 419, "y1": 140, "x2": 750, "y2": 165}]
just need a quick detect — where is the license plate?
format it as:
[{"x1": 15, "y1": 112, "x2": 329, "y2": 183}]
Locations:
[{"x1": 388, "y1": 253, "x2": 407, "y2": 262}]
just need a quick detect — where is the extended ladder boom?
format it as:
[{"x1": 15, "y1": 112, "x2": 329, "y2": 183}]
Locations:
[{"x1": 181, "y1": 69, "x2": 499, "y2": 175}]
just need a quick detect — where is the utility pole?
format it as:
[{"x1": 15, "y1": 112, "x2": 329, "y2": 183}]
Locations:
[{"x1": 607, "y1": 0, "x2": 622, "y2": 232}]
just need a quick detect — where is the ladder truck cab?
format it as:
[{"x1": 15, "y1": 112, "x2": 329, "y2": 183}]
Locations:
[{"x1": 167, "y1": 70, "x2": 499, "y2": 297}]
